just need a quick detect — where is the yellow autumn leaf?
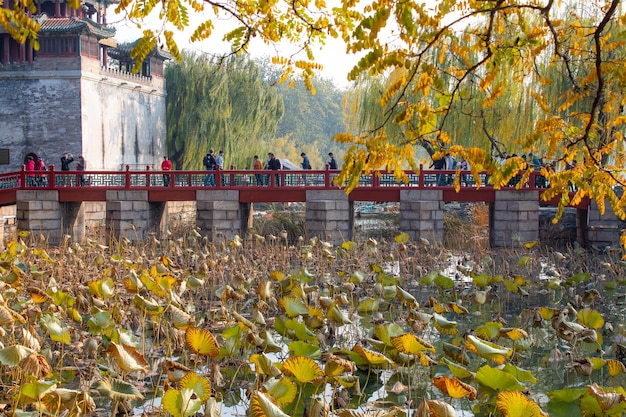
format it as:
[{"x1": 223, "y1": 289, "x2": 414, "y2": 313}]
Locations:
[
  {"x1": 496, "y1": 391, "x2": 548, "y2": 417},
  {"x1": 185, "y1": 327, "x2": 220, "y2": 358},
  {"x1": 280, "y1": 356, "x2": 323, "y2": 384}
]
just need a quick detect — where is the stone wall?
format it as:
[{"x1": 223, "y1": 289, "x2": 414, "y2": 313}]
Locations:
[
  {"x1": 399, "y1": 190, "x2": 445, "y2": 243},
  {"x1": 196, "y1": 190, "x2": 243, "y2": 241},
  {"x1": 0, "y1": 56, "x2": 166, "y2": 174},
  {"x1": 490, "y1": 190, "x2": 539, "y2": 247},
  {"x1": 0, "y1": 70, "x2": 82, "y2": 173},
  {"x1": 16, "y1": 190, "x2": 61, "y2": 244},
  {"x1": 305, "y1": 190, "x2": 352, "y2": 244},
  {"x1": 80, "y1": 60, "x2": 167, "y2": 170},
  {"x1": 586, "y1": 200, "x2": 625, "y2": 248}
]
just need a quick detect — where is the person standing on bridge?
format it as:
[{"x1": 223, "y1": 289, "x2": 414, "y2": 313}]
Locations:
[
  {"x1": 76, "y1": 156, "x2": 87, "y2": 186},
  {"x1": 161, "y1": 156, "x2": 172, "y2": 186},
  {"x1": 328, "y1": 153, "x2": 338, "y2": 170},
  {"x1": 60, "y1": 152, "x2": 74, "y2": 186},
  {"x1": 216, "y1": 150, "x2": 225, "y2": 185},
  {"x1": 301, "y1": 152, "x2": 311, "y2": 185},
  {"x1": 203, "y1": 150, "x2": 217, "y2": 186},
  {"x1": 253, "y1": 155, "x2": 263, "y2": 185},
  {"x1": 267, "y1": 153, "x2": 282, "y2": 186}
]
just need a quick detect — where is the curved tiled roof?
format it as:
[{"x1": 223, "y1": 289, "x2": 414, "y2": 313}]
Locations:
[
  {"x1": 38, "y1": 16, "x2": 115, "y2": 38},
  {"x1": 108, "y1": 40, "x2": 174, "y2": 61}
]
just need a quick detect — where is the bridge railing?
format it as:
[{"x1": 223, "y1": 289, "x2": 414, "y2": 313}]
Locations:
[{"x1": 5, "y1": 164, "x2": 548, "y2": 191}]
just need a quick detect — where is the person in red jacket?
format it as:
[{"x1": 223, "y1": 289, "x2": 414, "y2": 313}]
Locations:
[{"x1": 161, "y1": 156, "x2": 173, "y2": 186}]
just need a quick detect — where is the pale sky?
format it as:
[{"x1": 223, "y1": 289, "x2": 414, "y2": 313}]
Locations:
[{"x1": 110, "y1": 9, "x2": 361, "y2": 88}]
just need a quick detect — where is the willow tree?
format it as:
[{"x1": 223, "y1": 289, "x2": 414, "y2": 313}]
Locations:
[{"x1": 165, "y1": 53, "x2": 284, "y2": 170}]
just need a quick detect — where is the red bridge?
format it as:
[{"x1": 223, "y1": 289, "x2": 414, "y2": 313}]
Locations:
[
  {"x1": 0, "y1": 165, "x2": 581, "y2": 206},
  {"x1": 0, "y1": 165, "x2": 615, "y2": 249}
]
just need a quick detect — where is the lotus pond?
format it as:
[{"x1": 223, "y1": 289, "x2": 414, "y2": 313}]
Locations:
[{"x1": 0, "y1": 229, "x2": 625, "y2": 417}]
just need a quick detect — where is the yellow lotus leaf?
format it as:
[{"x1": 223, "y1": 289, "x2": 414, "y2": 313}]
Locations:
[
  {"x1": 281, "y1": 356, "x2": 324, "y2": 384},
  {"x1": 324, "y1": 354, "x2": 356, "y2": 376},
  {"x1": 27, "y1": 287, "x2": 52, "y2": 304},
  {"x1": 391, "y1": 333, "x2": 435, "y2": 354},
  {"x1": 41, "y1": 389, "x2": 96, "y2": 416},
  {"x1": 267, "y1": 377, "x2": 297, "y2": 407},
  {"x1": 185, "y1": 327, "x2": 220, "y2": 358},
  {"x1": 433, "y1": 313, "x2": 459, "y2": 335},
  {"x1": 162, "y1": 387, "x2": 203, "y2": 417},
  {"x1": 327, "y1": 303, "x2": 353, "y2": 325},
  {"x1": 433, "y1": 375, "x2": 477, "y2": 400},
  {"x1": 448, "y1": 302, "x2": 469, "y2": 315},
  {"x1": 537, "y1": 307, "x2": 559, "y2": 320},
  {"x1": 179, "y1": 372, "x2": 211, "y2": 402},
  {"x1": 249, "y1": 391, "x2": 290, "y2": 417},
  {"x1": 606, "y1": 359, "x2": 626, "y2": 377},
  {"x1": 124, "y1": 270, "x2": 144, "y2": 293},
  {"x1": 278, "y1": 296, "x2": 309, "y2": 317},
  {"x1": 466, "y1": 335, "x2": 511, "y2": 365},
  {"x1": 353, "y1": 344, "x2": 395, "y2": 368},
  {"x1": 429, "y1": 297, "x2": 450, "y2": 313},
  {"x1": 496, "y1": 391, "x2": 548, "y2": 417},
  {"x1": 250, "y1": 353, "x2": 281, "y2": 377},
  {"x1": 524, "y1": 241, "x2": 538, "y2": 248},
  {"x1": 105, "y1": 342, "x2": 149, "y2": 373},
  {"x1": 587, "y1": 383, "x2": 626, "y2": 411},
  {"x1": 500, "y1": 328, "x2": 529, "y2": 342}
]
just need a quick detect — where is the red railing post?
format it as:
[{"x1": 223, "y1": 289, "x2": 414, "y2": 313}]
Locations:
[
  {"x1": 48, "y1": 165, "x2": 56, "y2": 189},
  {"x1": 146, "y1": 165, "x2": 151, "y2": 187},
  {"x1": 230, "y1": 165, "x2": 235, "y2": 186},
  {"x1": 20, "y1": 165, "x2": 26, "y2": 189},
  {"x1": 372, "y1": 171, "x2": 380, "y2": 188},
  {"x1": 419, "y1": 164, "x2": 425, "y2": 188},
  {"x1": 324, "y1": 164, "x2": 330, "y2": 188},
  {"x1": 216, "y1": 166, "x2": 222, "y2": 189},
  {"x1": 170, "y1": 169, "x2": 176, "y2": 188},
  {"x1": 125, "y1": 165, "x2": 131, "y2": 188}
]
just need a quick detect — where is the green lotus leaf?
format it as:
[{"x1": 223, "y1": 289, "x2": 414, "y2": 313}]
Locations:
[
  {"x1": 382, "y1": 285, "x2": 397, "y2": 300},
  {"x1": 502, "y1": 364, "x2": 537, "y2": 384},
  {"x1": 518, "y1": 255, "x2": 532, "y2": 266},
  {"x1": 40, "y1": 313, "x2": 71, "y2": 344},
  {"x1": 475, "y1": 365, "x2": 524, "y2": 391},
  {"x1": 19, "y1": 380, "x2": 57, "y2": 403},
  {"x1": 284, "y1": 318, "x2": 317, "y2": 342},
  {"x1": 466, "y1": 335, "x2": 511, "y2": 365},
  {"x1": 471, "y1": 273, "x2": 493, "y2": 288},
  {"x1": 133, "y1": 294, "x2": 164, "y2": 315},
  {"x1": 87, "y1": 310, "x2": 115, "y2": 335},
  {"x1": 288, "y1": 341, "x2": 322, "y2": 358},
  {"x1": 350, "y1": 271, "x2": 365, "y2": 283},
  {"x1": 261, "y1": 330, "x2": 283, "y2": 353},
  {"x1": 358, "y1": 297, "x2": 379, "y2": 313},
  {"x1": 433, "y1": 274, "x2": 454, "y2": 289},
  {"x1": 565, "y1": 272, "x2": 591, "y2": 285},
  {"x1": 47, "y1": 289, "x2": 76, "y2": 308},
  {"x1": 475, "y1": 321, "x2": 503, "y2": 341},
  {"x1": 94, "y1": 378, "x2": 143, "y2": 401},
  {"x1": 441, "y1": 358, "x2": 474, "y2": 379}
]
